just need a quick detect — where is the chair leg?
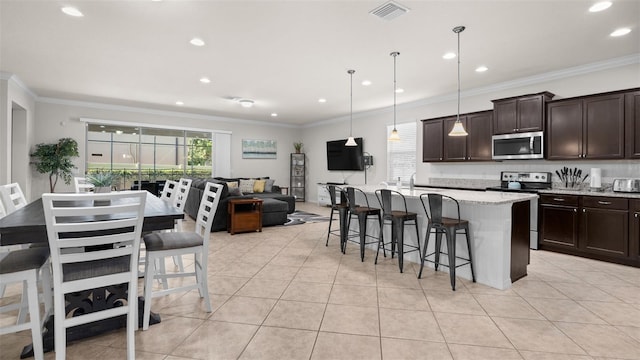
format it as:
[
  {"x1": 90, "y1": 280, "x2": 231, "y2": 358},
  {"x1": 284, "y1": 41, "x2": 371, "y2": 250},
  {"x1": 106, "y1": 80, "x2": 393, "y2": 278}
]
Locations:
[
  {"x1": 127, "y1": 270, "x2": 137, "y2": 359},
  {"x1": 26, "y1": 273, "x2": 43, "y2": 360},
  {"x1": 446, "y1": 228, "x2": 457, "y2": 291},
  {"x1": 41, "y1": 260, "x2": 53, "y2": 318},
  {"x1": 195, "y1": 252, "x2": 212, "y2": 312},
  {"x1": 158, "y1": 257, "x2": 169, "y2": 290},
  {"x1": 326, "y1": 207, "x2": 335, "y2": 246},
  {"x1": 418, "y1": 224, "x2": 432, "y2": 279},
  {"x1": 17, "y1": 282, "x2": 28, "y2": 324},
  {"x1": 358, "y1": 213, "x2": 367, "y2": 262},
  {"x1": 464, "y1": 225, "x2": 476, "y2": 283},
  {"x1": 414, "y1": 221, "x2": 421, "y2": 263},
  {"x1": 434, "y1": 231, "x2": 442, "y2": 272},
  {"x1": 53, "y1": 284, "x2": 66, "y2": 360},
  {"x1": 395, "y1": 219, "x2": 405, "y2": 273},
  {"x1": 143, "y1": 254, "x2": 156, "y2": 330},
  {"x1": 379, "y1": 214, "x2": 386, "y2": 259}
]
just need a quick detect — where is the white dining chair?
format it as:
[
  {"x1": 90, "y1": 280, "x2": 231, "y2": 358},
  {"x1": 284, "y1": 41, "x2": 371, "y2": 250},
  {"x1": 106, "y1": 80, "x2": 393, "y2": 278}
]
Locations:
[
  {"x1": 0, "y1": 183, "x2": 27, "y2": 213},
  {"x1": 42, "y1": 191, "x2": 147, "y2": 360},
  {"x1": 142, "y1": 182, "x2": 222, "y2": 330},
  {"x1": 159, "y1": 178, "x2": 191, "y2": 277},
  {"x1": 74, "y1": 177, "x2": 95, "y2": 193}
]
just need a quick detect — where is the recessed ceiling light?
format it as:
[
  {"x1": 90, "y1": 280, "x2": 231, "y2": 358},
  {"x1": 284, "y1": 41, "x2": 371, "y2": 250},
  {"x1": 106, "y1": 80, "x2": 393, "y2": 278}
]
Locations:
[
  {"x1": 361, "y1": 80, "x2": 372, "y2": 86},
  {"x1": 239, "y1": 99, "x2": 254, "y2": 108},
  {"x1": 271, "y1": 113, "x2": 278, "y2": 117},
  {"x1": 589, "y1": 1, "x2": 612, "y2": 12},
  {"x1": 475, "y1": 66, "x2": 489, "y2": 72},
  {"x1": 395, "y1": 88, "x2": 404, "y2": 93},
  {"x1": 200, "y1": 77, "x2": 211, "y2": 84},
  {"x1": 190, "y1": 38, "x2": 205, "y2": 46},
  {"x1": 176, "y1": 101, "x2": 184, "y2": 105},
  {"x1": 61, "y1": 6, "x2": 83, "y2": 17},
  {"x1": 443, "y1": 52, "x2": 456, "y2": 60},
  {"x1": 318, "y1": 98, "x2": 327, "y2": 103},
  {"x1": 610, "y1": 28, "x2": 631, "y2": 37}
]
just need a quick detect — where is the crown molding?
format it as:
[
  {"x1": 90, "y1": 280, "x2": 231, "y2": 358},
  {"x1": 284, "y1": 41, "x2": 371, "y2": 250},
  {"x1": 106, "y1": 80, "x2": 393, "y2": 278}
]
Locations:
[{"x1": 0, "y1": 72, "x2": 38, "y2": 99}]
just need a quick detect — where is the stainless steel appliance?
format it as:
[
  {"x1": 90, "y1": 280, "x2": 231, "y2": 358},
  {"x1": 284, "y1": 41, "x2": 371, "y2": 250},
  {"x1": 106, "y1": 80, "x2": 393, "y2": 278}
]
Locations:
[
  {"x1": 613, "y1": 178, "x2": 640, "y2": 193},
  {"x1": 486, "y1": 171, "x2": 552, "y2": 250},
  {"x1": 492, "y1": 131, "x2": 544, "y2": 160}
]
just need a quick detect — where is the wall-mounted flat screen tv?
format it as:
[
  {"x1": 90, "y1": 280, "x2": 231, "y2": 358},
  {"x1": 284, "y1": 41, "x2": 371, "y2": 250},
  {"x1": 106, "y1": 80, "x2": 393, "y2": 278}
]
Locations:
[{"x1": 326, "y1": 138, "x2": 365, "y2": 171}]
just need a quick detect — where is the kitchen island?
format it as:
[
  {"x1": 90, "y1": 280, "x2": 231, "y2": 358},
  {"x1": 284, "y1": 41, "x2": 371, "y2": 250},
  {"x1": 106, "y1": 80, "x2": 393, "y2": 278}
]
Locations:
[{"x1": 350, "y1": 185, "x2": 537, "y2": 290}]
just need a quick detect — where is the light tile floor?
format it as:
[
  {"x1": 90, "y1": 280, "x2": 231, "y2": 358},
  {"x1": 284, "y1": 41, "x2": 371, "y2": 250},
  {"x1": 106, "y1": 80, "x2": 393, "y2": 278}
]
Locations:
[{"x1": 1, "y1": 202, "x2": 639, "y2": 359}]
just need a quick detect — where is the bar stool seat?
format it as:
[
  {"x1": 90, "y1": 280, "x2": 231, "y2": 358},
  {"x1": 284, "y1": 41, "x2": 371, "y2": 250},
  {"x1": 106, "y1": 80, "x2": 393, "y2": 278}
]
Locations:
[
  {"x1": 343, "y1": 187, "x2": 383, "y2": 261},
  {"x1": 418, "y1": 193, "x2": 475, "y2": 291}
]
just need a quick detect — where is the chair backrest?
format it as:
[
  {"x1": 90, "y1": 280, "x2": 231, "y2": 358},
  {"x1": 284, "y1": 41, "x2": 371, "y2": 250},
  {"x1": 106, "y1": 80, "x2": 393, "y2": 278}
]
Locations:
[
  {"x1": 74, "y1": 177, "x2": 95, "y2": 193},
  {"x1": 0, "y1": 197, "x2": 6, "y2": 219},
  {"x1": 159, "y1": 180, "x2": 178, "y2": 203},
  {"x1": 344, "y1": 187, "x2": 373, "y2": 211},
  {"x1": 0, "y1": 183, "x2": 27, "y2": 214},
  {"x1": 194, "y1": 182, "x2": 223, "y2": 253},
  {"x1": 420, "y1": 193, "x2": 461, "y2": 225},
  {"x1": 172, "y1": 178, "x2": 192, "y2": 211},
  {"x1": 326, "y1": 185, "x2": 345, "y2": 207},
  {"x1": 375, "y1": 189, "x2": 409, "y2": 219},
  {"x1": 42, "y1": 191, "x2": 147, "y2": 299}
]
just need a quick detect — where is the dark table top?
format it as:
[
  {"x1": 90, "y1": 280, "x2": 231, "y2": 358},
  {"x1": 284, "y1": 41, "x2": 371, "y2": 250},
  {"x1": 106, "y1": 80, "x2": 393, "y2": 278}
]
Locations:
[{"x1": 0, "y1": 192, "x2": 184, "y2": 246}]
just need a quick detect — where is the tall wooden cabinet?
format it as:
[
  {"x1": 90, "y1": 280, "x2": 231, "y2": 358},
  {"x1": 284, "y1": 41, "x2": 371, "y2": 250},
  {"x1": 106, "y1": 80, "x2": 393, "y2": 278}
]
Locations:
[
  {"x1": 290, "y1": 153, "x2": 305, "y2": 202},
  {"x1": 422, "y1": 110, "x2": 493, "y2": 162}
]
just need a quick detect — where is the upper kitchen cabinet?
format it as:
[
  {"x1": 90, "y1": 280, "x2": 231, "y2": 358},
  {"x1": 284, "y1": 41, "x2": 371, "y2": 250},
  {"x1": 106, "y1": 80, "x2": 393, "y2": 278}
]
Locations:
[
  {"x1": 626, "y1": 90, "x2": 640, "y2": 159},
  {"x1": 547, "y1": 91, "x2": 627, "y2": 160},
  {"x1": 422, "y1": 110, "x2": 493, "y2": 162},
  {"x1": 492, "y1": 92, "x2": 554, "y2": 134},
  {"x1": 422, "y1": 118, "x2": 444, "y2": 162}
]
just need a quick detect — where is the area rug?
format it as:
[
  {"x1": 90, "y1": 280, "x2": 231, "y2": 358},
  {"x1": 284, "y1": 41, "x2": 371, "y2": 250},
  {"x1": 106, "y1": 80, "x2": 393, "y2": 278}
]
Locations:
[{"x1": 284, "y1": 210, "x2": 331, "y2": 226}]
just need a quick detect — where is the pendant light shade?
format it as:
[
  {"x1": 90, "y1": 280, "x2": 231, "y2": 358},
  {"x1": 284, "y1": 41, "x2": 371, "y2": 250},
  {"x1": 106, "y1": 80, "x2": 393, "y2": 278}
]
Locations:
[
  {"x1": 388, "y1": 51, "x2": 400, "y2": 141},
  {"x1": 448, "y1": 26, "x2": 468, "y2": 137},
  {"x1": 345, "y1": 69, "x2": 358, "y2": 146}
]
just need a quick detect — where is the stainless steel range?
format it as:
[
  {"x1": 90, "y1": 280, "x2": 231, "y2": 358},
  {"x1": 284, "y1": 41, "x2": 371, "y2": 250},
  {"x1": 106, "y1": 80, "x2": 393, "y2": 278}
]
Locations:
[{"x1": 486, "y1": 171, "x2": 552, "y2": 250}]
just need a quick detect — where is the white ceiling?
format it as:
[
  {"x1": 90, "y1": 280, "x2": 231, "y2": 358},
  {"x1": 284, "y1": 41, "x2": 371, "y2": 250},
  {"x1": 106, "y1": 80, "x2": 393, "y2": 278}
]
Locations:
[{"x1": 1, "y1": 0, "x2": 638, "y2": 126}]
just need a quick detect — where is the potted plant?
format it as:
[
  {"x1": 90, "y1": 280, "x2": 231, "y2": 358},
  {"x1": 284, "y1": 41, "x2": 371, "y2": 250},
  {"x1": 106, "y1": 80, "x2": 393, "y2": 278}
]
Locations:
[
  {"x1": 31, "y1": 138, "x2": 79, "y2": 193},
  {"x1": 86, "y1": 172, "x2": 118, "y2": 193},
  {"x1": 293, "y1": 141, "x2": 303, "y2": 153}
]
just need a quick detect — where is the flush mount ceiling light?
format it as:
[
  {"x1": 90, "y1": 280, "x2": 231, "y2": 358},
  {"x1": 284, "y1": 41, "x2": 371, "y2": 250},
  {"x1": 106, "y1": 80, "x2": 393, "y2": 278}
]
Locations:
[
  {"x1": 199, "y1": 77, "x2": 211, "y2": 84},
  {"x1": 318, "y1": 98, "x2": 327, "y2": 103},
  {"x1": 388, "y1": 51, "x2": 401, "y2": 141},
  {"x1": 610, "y1": 28, "x2": 631, "y2": 37},
  {"x1": 175, "y1": 101, "x2": 184, "y2": 106},
  {"x1": 395, "y1": 88, "x2": 404, "y2": 93},
  {"x1": 61, "y1": 6, "x2": 83, "y2": 17},
  {"x1": 345, "y1": 70, "x2": 358, "y2": 147},
  {"x1": 271, "y1": 113, "x2": 278, "y2": 117},
  {"x1": 361, "y1": 80, "x2": 372, "y2": 86},
  {"x1": 589, "y1": 1, "x2": 612, "y2": 12},
  {"x1": 475, "y1": 65, "x2": 488, "y2": 72},
  {"x1": 190, "y1": 38, "x2": 205, "y2": 46},
  {"x1": 449, "y1": 26, "x2": 469, "y2": 137},
  {"x1": 238, "y1": 99, "x2": 254, "y2": 108},
  {"x1": 370, "y1": 1, "x2": 410, "y2": 21},
  {"x1": 442, "y1": 52, "x2": 456, "y2": 60}
]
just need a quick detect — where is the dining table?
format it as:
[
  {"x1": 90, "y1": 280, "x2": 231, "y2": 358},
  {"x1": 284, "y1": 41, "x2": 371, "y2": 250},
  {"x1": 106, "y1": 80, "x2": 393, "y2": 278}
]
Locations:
[{"x1": 0, "y1": 192, "x2": 184, "y2": 358}]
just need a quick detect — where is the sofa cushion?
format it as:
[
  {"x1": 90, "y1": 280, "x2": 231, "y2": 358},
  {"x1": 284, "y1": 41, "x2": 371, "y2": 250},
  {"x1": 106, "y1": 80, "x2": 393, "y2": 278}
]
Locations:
[
  {"x1": 228, "y1": 186, "x2": 243, "y2": 196},
  {"x1": 239, "y1": 179, "x2": 255, "y2": 194},
  {"x1": 253, "y1": 179, "x2": 266, "y2": 193},
  {"x1": 261, "y1": 198, "x2": 289, "y2": 213},
  {"x1": 264, "y1": 179, "x2": 275, "y2": 192}
]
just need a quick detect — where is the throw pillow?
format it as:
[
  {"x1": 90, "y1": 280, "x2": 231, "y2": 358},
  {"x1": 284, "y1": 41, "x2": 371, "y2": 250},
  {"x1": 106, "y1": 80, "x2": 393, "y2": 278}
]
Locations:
[
  {"x1": 228, "y1": 186, "x2": 243, "y2": 196},
  {"x1": 253, "y1": 179, "x2": 266, "y2": 193},
  {"x1": 264, "y1": 179, "x2": 275, "y2": 192},
  {"x1": 227, "y1": 181, "x2": 238, "y2": 188},
  {"x1": 239, "y1": 179, "x2": 255, "y2": 194}
]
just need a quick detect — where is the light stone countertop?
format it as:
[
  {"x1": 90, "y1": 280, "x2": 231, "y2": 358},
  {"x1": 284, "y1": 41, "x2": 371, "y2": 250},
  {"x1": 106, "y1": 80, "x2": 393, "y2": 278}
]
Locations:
[
  {"x1": 539, "y1": 189, "x2": 640, "y2": 199},
  {"x1": 354, "y1": 185, "x2": 537, "y2": 205}
]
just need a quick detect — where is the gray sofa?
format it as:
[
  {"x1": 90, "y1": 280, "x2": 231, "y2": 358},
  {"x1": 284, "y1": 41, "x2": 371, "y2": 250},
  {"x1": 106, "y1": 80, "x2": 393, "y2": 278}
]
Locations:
[{"x1": 183, "y1": 177, "x2": 296, "y2": 231}]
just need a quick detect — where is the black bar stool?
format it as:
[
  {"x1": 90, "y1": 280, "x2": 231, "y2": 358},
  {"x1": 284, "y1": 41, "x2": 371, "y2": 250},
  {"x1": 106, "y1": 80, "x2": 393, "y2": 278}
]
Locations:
[
  {"x1": 375, "y1": 189, "x2": 421, "y2": 273},
  {"x1": 418, "y1": 193, "x2": 475, "y2": 290},
  {"x1": 325, "y1": 185, "x2": 349, "y2": 247},
  {"x1": 343, "y1": 187, "x2": 383, "y2": 261}
]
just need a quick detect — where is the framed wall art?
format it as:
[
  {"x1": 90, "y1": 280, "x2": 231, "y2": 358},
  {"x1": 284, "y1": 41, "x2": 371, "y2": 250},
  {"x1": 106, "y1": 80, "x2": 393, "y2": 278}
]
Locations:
[{"x1": 242, "y1": 139, "x2": 277, "y2": 159}]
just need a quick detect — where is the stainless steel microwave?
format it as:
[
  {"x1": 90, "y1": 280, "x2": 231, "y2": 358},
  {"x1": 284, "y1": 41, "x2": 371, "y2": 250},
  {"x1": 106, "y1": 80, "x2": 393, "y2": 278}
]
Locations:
[{"x1": 492, "y1": 131, "x2": 544, "y2": 160}]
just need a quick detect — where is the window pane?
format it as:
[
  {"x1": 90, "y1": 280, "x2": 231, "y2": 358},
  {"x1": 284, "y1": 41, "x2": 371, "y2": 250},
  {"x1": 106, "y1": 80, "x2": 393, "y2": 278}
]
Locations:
[{"x1": 387, "y1": 122, "x2": 416, "y2": 183}]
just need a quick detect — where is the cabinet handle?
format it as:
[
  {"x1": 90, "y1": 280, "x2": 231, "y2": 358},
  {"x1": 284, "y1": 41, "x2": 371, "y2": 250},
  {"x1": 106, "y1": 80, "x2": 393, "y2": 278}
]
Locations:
[
  {"x1": 440, "y1": 158, "x2": 443, "y2": 161},
  {"x1": 553, "y1": 198, "x2": 565, "y2": 202},
  {"x1": 573, "y1": 209, "x2": 577, "y2": 213},
  {"x1": 597, "y1": 201, "x2": 612, "y2": 205},
  {"x1": 513, "y1": 128, "x2": 518, "y2": 132},
  {"x1": 635, "y1": 213, "x2": 639, "y2": 218},
  {"x1": 582, "y1": 209, "x2": 586, "y2": 213}
]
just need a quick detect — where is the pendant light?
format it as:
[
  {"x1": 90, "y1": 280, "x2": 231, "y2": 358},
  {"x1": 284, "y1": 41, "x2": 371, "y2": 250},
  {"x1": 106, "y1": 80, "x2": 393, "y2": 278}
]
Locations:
[
  {"x1": 448, "y1": 26, "x2": 468, "y2": 137},
  {"x1": 345, "y1": 69, "x2": 358, "y2": 146},
  {"x1": 388, "y1": 51, "x2": 401, "y2": 141}
]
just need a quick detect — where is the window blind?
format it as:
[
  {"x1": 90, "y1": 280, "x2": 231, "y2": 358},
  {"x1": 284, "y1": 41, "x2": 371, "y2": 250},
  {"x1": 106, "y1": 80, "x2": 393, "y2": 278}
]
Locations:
[{"x1": 387, "y1": 122, "x2": 416, "y2": 183}]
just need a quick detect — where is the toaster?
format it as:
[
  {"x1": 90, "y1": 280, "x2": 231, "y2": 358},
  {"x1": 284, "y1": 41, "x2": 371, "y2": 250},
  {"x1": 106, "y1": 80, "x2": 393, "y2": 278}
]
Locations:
[{"x1": 612, "y1": 178, "x2": 640, "y2": 193}]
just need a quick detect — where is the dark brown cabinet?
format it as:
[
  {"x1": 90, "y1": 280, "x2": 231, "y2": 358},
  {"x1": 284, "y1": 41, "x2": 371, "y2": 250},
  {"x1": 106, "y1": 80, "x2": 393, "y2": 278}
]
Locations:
[
  {"x1": 631, "y1": 200, "x2": 640, "y2": 261},
  {"x1": 539, "y1": 194, "x2": 579, "y2": 249},
  {"x1": 492, "y1": 92, "x2": 554, "y2": 134},
  {"x1": 625, "y1": 90, "x2": 640, "y2": 158},
  {"x1": 422, "y1": 119, "x2": 444, "y2": 162},
  {"x1": 547, "y1": 92, "x2": 625, "y2": 160},
  {"x1": 423, "y1": 110, "x2": 493, "y2": 162},
  {"x1": 580, "y1": 196, "x2": 628, "y2": 257},
  {"x1": 539, "y1": 194, "x2": 638, "y2": 267}
]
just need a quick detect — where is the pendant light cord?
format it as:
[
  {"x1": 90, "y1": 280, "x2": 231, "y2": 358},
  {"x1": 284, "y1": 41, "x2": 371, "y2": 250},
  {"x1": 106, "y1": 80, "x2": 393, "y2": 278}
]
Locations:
[
  {"x1": 393, "y1": 53, "x2": 397, "y2": 130},
  {"x1": 350, "y1": 70, "x2": 353, "y2": 136},
  {"x1": 457, "y1": 29, "x2": 461, "y2": 122}
]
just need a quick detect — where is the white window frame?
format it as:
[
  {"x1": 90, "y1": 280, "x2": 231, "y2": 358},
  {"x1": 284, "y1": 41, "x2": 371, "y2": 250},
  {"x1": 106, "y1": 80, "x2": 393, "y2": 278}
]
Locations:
[{"x1": 387, "y1": 122, "x2": 416, "y2": 184}]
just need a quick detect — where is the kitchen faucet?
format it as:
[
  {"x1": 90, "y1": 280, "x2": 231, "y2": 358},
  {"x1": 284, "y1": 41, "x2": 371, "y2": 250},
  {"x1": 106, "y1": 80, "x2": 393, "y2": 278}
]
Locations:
[{"x1": 409, "y1": 173, "x2": 416, "y2": 190}]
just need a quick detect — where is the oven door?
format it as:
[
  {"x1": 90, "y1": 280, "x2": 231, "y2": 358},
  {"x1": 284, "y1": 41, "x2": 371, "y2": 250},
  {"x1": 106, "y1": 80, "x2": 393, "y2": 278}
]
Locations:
[{"x1": 492, "y1": 131, "x2": 544, "y2": 160}]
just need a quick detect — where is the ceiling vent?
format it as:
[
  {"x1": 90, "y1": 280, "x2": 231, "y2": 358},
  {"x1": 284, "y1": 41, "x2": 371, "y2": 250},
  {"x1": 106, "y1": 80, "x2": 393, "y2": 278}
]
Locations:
[{"x1": 370, "y1": 1, "x2": 409, "y2": 21}]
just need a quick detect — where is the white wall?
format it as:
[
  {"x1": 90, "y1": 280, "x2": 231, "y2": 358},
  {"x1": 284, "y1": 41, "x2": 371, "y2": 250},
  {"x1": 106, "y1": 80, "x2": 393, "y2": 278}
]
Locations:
[
  {"x1": 30, "y1": 100, "x2": 301, "y2": 197},
  {"x1": 302, "y1": 62, "x2": 640, "y2": 201}
]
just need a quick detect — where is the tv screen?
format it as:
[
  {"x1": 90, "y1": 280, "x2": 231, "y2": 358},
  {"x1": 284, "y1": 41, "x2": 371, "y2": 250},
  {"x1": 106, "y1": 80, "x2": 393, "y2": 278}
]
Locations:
[{"x1": 326, "y1": 138, "x2": 365, "y2": 171}]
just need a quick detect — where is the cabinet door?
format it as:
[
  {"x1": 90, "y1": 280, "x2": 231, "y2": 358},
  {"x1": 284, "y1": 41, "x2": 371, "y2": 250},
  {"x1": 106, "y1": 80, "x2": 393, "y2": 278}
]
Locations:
[
  {"x1": 625, "y1": 90, "x2": 640, "y2": 158},
  {"x1": 517, "y1": 95, "x2": 545, "y2": 132},
  {"x1": 493, "y1": 99, "x2": 518, "y2": 134},
  {"x1": 539, "y1": 204, "x2": 579, "y2": 249},
  {"x1": 466, "y1": 111, "x2": 493, "y2": 161},
  {"x1": 580, "y1": 207, "x2": 628, "y2": 257},
  {"x1": 584, "y1": 94, "x2": 625, "y2": 159},
  {"x1": 422, "y1": 119, "x2": 444, "y2": 162},
  {"x1": 631, "y1": 200, "x2": 640, "y2": 261},
  {"x1": 547, "y1": 99, "x2": 583, "y2": 160},
  {"x1": 444, "y1": 116, "x2": 467, "y2": 161}
]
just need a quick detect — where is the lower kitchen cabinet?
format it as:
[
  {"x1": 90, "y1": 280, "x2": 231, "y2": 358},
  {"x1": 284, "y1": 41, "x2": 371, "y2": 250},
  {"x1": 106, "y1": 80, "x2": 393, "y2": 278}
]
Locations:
[{"x1": 539, "y1": 194, "x2": 638, "y2": 267}]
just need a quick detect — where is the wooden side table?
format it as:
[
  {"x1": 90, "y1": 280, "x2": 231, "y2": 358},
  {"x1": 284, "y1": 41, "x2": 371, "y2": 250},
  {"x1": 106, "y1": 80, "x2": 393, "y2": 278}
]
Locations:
[
  {"x1": 227, "y1": 198, "x2": 263, "y2": 235},
  {"x1": 279, "y1": 186, "x2": 289, "y2": 195}
]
